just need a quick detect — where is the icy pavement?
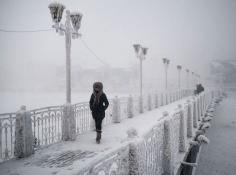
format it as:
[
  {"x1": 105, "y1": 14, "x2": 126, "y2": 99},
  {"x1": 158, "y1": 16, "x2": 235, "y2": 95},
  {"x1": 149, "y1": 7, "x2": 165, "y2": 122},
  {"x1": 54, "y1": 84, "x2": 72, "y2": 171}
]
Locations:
[
  {"x1": 0, "y1": 97, "x2": 189, "y2": 175},
  {"x1": 195, "y1": 91, "x2": 236, "y2": 175}
]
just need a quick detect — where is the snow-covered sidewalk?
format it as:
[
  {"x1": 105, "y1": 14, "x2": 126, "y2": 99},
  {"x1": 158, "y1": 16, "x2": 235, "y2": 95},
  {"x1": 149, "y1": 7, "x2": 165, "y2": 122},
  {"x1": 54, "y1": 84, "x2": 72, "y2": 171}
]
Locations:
[
  {"x1": 195, "y1": 91, "x2": 236, "y2": 175},
  {"x1": 0, "y1": 97, "x2": 191, "y2": 175}
]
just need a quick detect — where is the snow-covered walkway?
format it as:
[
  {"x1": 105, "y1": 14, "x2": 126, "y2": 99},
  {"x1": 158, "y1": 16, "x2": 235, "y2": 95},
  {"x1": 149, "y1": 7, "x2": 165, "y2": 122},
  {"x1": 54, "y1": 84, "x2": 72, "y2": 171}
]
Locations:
[
  {"x1": 195, "y1": 91, "x2": 236, "y2": 175},
  {"x1": 0, "y1": 97, "x2": 190, "y2": 175}
]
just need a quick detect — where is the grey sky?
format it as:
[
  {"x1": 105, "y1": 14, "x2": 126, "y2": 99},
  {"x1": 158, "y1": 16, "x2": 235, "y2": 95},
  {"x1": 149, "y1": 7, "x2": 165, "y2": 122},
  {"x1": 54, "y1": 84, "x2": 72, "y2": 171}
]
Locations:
[{"x1": 0, "y1": 0, "x2": 236, "y2": 87}]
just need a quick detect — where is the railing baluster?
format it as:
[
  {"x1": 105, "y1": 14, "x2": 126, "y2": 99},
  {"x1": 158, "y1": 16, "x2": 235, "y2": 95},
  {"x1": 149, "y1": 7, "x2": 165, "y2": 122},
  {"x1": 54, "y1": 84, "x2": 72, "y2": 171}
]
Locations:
[
  {"x1": 37, "y1": 117, "x2": 40, "y2": 146},
  {"x1": 4, "y1": 124, "x2": 9, "y2": 159},
  {"x1": 9, "y1": 115, "x2": 13, "y2": 157},
  {"x1": 48, "y1": 113, "x2": 51, "y2": 144},
  {"x1": 41, "y1": 114, "x2": 44, "y2": 145},
  {"x1": 0, "y1": 119, "x2": 2, "y2": 159}
]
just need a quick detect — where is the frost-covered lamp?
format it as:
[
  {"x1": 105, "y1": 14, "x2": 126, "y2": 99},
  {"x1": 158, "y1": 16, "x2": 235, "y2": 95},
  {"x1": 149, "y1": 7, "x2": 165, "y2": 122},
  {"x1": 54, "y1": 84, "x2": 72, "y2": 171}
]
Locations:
[
  {"x1": 133, "y1": 44, "x2": 141, "y2": 55},
  {"x1": 177, "y1": 65, "x2": 182, "y2": 70},
  {"x1": 70, "y1": 12, "x2": 83, "y2": 31},
  {"x1": 48, "y1": 2, "x2": 65, "y2": 29},
  {"x1": 142, "y1": 47, "x2": 148, "y2": 56},
  {"x1": 70, "y1": 11, "x2": 83, "y2": 39},
  {"x1": 162, "y1": 58, "x2": 170, "y2": 66}
]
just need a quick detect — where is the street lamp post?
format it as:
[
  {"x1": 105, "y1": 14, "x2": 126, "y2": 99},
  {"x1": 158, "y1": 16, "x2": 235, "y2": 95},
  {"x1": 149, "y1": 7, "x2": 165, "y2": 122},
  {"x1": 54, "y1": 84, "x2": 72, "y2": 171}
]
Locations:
[
  {"x1": 162, "y1": 58, "x2": 170, "y2": 90},
  {"x1": 186, "y1": 69, "x2": 190, "y2": 89},
  {"x1": 133, "y1": 44, "x2": 148, "y2": 97},
  {"x1": 133, "y1": 44, "x2": 148, "y2": 113},
  {"x1": 192, "y1": 72, "x2": 195, "y2": 88},
  {"x1": 48, "y1": 2, "x2": 83, "y2": 104},
  {"x1": 177, "y1": 65, "x2": 182, "y2": 89}
]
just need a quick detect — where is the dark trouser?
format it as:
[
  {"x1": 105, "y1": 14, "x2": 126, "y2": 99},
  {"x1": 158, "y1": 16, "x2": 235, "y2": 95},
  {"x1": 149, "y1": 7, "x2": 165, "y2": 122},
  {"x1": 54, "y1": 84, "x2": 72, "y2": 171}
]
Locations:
[
  {"x1": 94, "y1": 117, "x2": 103, "y2": 133},
  {"x1": 92, "y1": 111, "x2": 105, "y2": 133}
]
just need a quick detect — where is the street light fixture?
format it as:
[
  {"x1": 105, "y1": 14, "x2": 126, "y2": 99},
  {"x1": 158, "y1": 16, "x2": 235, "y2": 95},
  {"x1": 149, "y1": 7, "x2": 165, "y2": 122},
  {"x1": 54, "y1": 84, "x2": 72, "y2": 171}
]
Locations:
[
  {"x1": 48, "y1": 2, "x2": 83, "y2": 104},
  {"x1": 133, "y1": 44, "x2": 148, "y2": 113},
  {"x1": 177, "y1": 65, "x2": 182, "y2": 89},
  {"x1": 162, "y1": 58, "x2": 170, "y2": 90}
]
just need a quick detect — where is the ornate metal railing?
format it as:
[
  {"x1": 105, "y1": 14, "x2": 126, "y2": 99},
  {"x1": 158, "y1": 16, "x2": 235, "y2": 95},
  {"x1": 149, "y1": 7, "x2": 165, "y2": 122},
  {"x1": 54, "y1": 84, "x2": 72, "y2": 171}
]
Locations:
[
  {"x1": 0, "y1": 113, "x2": 16, "y2": 161},
  {"x1": 0, "y1": 89, "x2": 194, "y2": 162},
  {"x1": 30, "y1": 106, "x2": 63, "y2": 147}
]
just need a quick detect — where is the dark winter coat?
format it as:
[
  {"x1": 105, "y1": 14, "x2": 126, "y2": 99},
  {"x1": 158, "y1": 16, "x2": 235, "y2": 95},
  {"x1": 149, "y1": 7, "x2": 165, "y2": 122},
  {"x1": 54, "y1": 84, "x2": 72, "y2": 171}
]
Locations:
[
  {"x1": 89, "y1": 93, "x2": 109, "y2": 119},
  {"x1": 196, "y1": 84, "x2": 204, "y2": 94}
]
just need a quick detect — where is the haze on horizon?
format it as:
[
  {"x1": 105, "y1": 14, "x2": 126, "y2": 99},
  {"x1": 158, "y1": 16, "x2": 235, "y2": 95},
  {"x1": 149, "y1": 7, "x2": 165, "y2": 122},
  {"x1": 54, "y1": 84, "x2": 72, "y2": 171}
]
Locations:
[{"x1": 0, "y1": 0, "x2": 236, "y2": 93}]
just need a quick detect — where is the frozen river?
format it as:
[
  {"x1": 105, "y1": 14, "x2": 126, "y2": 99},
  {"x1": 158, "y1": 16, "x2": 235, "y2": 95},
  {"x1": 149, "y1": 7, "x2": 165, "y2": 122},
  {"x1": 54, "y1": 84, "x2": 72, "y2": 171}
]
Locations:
[{"x1": 0, "y1": 91, "x2": 130, "y2": 113}]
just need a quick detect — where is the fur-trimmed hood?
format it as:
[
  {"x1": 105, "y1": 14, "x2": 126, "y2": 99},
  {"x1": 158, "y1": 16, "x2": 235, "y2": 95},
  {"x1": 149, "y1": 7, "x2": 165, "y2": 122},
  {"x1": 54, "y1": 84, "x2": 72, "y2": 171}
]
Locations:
[{"x1": 93, "y1": 82, "x2": 103, "y2": 93}]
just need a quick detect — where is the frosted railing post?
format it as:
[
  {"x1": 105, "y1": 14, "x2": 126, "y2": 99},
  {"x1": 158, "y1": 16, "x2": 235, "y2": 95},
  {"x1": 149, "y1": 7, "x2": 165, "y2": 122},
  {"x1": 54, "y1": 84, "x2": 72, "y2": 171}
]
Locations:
[
  {"x1": 178, "y1": 104, "x2": 186, "y2": 152},
  {"x1": 193, "y1": 98, "x2": 198, "y2": 128},
  {"x1": 211, "y1": 91, "x2": 214, "y2": 99},
  {"x1": 139, "y1": 96, "x2": 143, "y2": 113},
  {"x1": 0, "y1": 119, "x2": 2, "y2": 159},
  {"x1": 112, "y1": 96, "x2": 121, "y2": 123},
  {"x1": 200, "y1": 95, "x2": 203, "y2": 118},
  {"x1": 162, "y1": 116, "x2": 173, "y2": 175},
  {"x1": 197, "y1": 97, "x2": 201, "y2": 121},
  {"x1": 169, "y1": 93, "x2": 172, "y2": 103},
  {"x1": 62, "y1": 103, "x2": 76, "y2": 141},
  {"x1": 187, "y1": 100, "x2": 193, "y2": 137},
  {"x1": 203, "y1": 93, "x2": 206, "y2": 113},
  {"x1": 165, "y1": 92, "x2": 168, "y2": 105},
  {"x1": 155, "y1": 94, "x2": 158, "y2": 108},
  {"x1": 129, "y1": 142, "x2": 139, "y2": 175},
  {"x1": 161, "y1": 93, "x2": 164, "y2": 106},
  {"x1": 148, "y1": 94, "x2": 152, "y2": 111},
  {"x1": 14, "y1": 106, "x2": 34, "y2": 158},
  {"x1": 127, "y1": 95, "x2": 134, "y2": 118}
]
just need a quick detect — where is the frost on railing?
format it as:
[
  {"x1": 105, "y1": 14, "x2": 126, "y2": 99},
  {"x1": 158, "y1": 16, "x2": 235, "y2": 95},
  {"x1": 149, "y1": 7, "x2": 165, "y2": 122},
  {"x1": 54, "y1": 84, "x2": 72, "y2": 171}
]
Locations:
[
  {"x1": 74, "y1": 102, "x2": 91, "y2": 134},
  {"x1": 0, "y1": 89, "x2": 195, "y2": 162},
  {"x1": 119, "y1": 97, "x2": 128, "y2": 121},
  {"x1": 78, "y1": 145, "x2": 130, "y2": 175},
  {"x1": 30, "y1": 106, "x2": 63, "y2": 147},
  {"x1": 0, "y1": 113, "x2": 16, "y2": 162}
]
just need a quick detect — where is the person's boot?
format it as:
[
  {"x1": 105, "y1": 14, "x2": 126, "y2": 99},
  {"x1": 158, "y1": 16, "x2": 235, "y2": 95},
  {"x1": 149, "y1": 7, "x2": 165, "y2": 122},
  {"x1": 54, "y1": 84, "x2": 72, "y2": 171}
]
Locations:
[{"x1": 96, "y1": 132, "x2": 101, "y2": 144}]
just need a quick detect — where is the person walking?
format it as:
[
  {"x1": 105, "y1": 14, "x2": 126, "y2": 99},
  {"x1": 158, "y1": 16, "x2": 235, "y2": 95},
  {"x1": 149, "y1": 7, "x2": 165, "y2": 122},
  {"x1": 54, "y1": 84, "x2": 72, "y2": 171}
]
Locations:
[{"x1": 89, "y1": 82, "x2": 109, "y2": 144}]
